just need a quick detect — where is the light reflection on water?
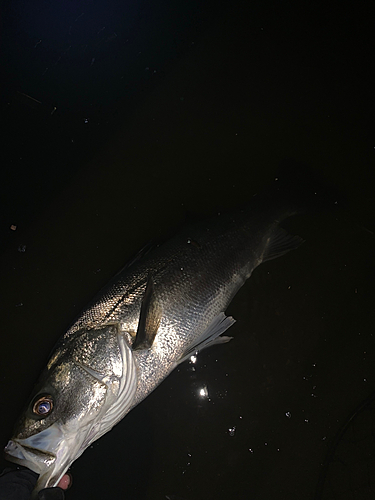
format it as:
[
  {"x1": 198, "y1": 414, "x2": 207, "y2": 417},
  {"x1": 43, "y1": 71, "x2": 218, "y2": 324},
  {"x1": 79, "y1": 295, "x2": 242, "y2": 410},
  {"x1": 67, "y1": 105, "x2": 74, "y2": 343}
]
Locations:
[{"x1": 198, "y1": 385, "x2": 209, "y2": 398}]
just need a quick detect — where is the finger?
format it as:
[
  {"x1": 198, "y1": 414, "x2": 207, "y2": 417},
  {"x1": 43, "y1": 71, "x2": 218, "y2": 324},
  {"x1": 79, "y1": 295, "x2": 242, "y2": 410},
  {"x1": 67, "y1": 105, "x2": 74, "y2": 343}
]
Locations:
[{"x1": 57, "y1": 473, "x2": 72, "y2": 490}]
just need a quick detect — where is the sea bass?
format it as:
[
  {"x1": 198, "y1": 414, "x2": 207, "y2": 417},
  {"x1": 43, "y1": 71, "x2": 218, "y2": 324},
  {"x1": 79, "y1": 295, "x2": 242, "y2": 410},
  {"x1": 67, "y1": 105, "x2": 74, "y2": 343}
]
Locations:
[{"x1": 4, "y1": 201, "x2": 303, "y2": 496}]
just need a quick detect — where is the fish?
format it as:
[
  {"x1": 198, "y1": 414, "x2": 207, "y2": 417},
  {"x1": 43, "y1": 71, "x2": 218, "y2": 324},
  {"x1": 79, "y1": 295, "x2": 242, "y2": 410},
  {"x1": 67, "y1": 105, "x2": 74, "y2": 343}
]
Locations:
[{"x1": 4, "y1": 197, "x2": 303, "y2": 496}]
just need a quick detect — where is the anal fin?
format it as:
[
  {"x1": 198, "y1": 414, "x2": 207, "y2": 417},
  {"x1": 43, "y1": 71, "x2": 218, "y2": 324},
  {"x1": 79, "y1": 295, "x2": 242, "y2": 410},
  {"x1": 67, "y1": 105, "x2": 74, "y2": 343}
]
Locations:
[{"x1": 177, "y1": 312, "x2": 235, "y2": 365}]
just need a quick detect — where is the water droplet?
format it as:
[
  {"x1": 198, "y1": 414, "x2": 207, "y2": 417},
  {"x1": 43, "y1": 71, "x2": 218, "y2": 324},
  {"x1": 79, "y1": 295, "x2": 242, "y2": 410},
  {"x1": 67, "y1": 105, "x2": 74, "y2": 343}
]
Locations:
[{"x1": 228, "y1": 426, "x2": 236, "y2": 436}]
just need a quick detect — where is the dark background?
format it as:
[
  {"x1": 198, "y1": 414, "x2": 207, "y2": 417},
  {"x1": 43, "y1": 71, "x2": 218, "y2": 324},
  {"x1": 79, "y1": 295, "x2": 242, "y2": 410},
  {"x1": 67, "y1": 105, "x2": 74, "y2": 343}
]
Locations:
[{"x1": 1, "y1": 0, "x2": 374, "y2": 499}]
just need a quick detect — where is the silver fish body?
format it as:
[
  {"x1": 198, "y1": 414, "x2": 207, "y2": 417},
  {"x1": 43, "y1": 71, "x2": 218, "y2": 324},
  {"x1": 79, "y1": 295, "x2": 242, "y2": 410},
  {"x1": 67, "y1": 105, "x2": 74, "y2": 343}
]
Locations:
[{"x1": 4, "y1": 204, "x2": 303, "y2": 495}]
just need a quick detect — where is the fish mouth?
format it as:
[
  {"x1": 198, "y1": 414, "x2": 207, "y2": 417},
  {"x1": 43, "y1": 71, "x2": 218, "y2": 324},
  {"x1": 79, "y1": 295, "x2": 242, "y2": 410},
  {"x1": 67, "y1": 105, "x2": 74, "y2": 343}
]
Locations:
[
  {"x1": 4, "y1": 439, "x2": 56, "y2": 470},
  {"x1": 4, "y1": 424, "x2": 71, "y2": 495},
  {"x1": 4, "y1": 418, "x2": 112, "y2": 495}
]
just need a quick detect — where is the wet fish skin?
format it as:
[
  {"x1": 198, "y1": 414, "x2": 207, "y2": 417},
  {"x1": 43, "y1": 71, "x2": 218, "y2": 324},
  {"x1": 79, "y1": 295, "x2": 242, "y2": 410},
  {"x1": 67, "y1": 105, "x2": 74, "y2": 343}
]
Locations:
[
  {"x1": 62, "y1": 205, "x2": 302, "y2": 406},
  {"x1": 4, "y1": 202, "x2": 303, "y2": 495}
]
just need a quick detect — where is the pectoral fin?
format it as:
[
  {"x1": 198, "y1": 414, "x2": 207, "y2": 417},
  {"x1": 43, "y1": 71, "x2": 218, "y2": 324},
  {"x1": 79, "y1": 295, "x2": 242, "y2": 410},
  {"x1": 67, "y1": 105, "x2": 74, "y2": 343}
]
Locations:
[
  {"x1": 177, "y1": 312, "x2": 235, "y2": 365},
  {"x1": 132, "y1": 275, "x2": 161, "y2": 350}
]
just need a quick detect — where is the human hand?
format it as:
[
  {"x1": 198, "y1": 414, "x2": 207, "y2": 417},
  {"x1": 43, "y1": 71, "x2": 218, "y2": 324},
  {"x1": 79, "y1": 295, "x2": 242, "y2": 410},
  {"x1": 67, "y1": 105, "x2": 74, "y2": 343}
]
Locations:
[
  {"x1": 37, "y1": 474, "x2": 71, "y2": 499},
  {"x1": 0, "y1": 466, "x2": 71, "y2": 500}
]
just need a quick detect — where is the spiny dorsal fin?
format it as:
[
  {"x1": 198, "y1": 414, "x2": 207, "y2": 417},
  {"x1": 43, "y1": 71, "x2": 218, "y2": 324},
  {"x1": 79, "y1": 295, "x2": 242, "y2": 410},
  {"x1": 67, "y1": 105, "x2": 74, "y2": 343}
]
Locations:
[{"x1": 132, "y1": 274, "x2": 161, "y2": 351}]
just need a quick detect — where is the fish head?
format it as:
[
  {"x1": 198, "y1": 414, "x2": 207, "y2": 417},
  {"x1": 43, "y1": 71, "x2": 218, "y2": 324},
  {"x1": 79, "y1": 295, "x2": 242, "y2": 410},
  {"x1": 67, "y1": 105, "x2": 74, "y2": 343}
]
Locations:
[{"x1": 4, "y1": 325, "x2": 137, "y2": 495}]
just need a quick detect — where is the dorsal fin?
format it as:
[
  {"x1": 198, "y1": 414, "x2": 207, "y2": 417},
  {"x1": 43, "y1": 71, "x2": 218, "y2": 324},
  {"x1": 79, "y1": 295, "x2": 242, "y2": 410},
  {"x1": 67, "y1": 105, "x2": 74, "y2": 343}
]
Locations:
[
  {"x1": 132, "y1": 274, "x2": 161, "y2": 351},
  {"x1": 263, "y1": 227, "x2": 304, "y2": 262}
]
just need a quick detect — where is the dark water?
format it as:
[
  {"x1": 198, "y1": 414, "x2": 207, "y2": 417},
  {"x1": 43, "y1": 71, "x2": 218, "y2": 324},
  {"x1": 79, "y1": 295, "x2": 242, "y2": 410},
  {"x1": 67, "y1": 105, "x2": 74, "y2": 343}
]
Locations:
[{"x1": 0, "y1": 1, "x2": 374, "y2": 499}]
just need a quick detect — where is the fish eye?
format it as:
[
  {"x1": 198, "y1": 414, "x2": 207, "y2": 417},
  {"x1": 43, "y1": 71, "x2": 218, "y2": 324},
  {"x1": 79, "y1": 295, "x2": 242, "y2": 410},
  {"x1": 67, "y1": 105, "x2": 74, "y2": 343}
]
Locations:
[{"x1": 32, "y1": 395, "x2": 54, "y2": 417}]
